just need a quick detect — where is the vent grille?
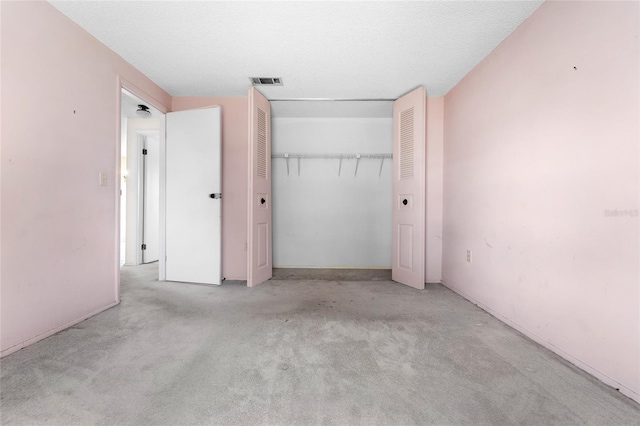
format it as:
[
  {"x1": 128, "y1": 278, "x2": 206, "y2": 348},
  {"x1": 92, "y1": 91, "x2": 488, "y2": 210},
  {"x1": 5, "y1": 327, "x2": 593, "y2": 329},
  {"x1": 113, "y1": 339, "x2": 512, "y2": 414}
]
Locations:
[
  {"x1": 250, "y1": 77, "x2": 283, "y2": 86},
  {"x1": 257, "y1": 108, "x2": 267, "y2": 180},
  {"x1": 399, "y1": 107, "x2": 414, "y2": 180}
]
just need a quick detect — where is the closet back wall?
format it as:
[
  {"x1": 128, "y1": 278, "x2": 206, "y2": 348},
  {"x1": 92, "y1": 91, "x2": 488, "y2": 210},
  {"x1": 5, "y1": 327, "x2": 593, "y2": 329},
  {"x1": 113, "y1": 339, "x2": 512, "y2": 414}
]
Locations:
[{"x1": 272, "y1": 117, "x2": 393, "y2": 268}]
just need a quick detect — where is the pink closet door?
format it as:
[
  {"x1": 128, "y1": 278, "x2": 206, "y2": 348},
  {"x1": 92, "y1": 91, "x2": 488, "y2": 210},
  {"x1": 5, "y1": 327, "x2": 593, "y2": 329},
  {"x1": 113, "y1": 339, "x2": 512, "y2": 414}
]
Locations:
[
  {"x1": 247, "y1": 87, "x2": 272, "y2": 287},
  {"x1": 392, "y1": 87, "x2": 426, "y2": 289}
]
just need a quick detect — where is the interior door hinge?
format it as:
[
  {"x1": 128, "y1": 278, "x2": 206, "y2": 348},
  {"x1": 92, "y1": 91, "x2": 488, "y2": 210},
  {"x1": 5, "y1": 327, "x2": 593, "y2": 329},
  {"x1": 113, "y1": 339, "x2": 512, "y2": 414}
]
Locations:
[
  {"x1": 142, "y1": 148, "x2": 148, "y2": 155},
  {"x1": 141, "y1": 244, "x2": 146, "y2": 250}
]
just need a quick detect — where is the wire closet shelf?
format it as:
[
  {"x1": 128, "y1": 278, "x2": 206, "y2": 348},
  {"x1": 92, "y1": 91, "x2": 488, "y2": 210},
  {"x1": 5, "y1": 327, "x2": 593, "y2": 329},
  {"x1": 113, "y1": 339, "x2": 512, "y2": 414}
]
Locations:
[{"x1": 271, "y1": 152, "x2": 393, "y2": 177}]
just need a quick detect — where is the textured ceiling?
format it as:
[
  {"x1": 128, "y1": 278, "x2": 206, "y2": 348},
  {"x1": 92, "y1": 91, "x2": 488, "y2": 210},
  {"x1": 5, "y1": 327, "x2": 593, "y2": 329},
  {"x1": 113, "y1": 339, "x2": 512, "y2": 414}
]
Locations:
[{"x1": 50, "y1": 0, "x2": 543, "y2": 101}]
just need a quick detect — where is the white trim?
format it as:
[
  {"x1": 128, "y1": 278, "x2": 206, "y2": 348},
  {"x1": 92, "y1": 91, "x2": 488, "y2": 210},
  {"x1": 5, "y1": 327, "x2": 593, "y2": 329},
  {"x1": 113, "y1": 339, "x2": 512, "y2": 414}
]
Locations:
[
  {"x1": 136, "y1": 130, "x2": 161, "y2": 265},
  {"x1": 115, "y1": 79, "x2": 123, "y2": 302},
  {"x1": 120, "y1": 79, "x2": 168, "y2": 115},
  {"x1": 117, "y1": 77, "x2": 168, "y2": 289},
  {"x1": 273, "y1": 265, "x2": 391, "y2": 270},
  {"x1": 441, "y1": 280, "x2": 640, "y2": 404},
  {"x1": 269, "y1": 98, "x2": 395, "y2": 102},
  {"x1": 158, "y1": 116, "x2": 166, "y2": 281},
  {"x1": 136, "y1": 133, "x2": 145, "y2": 265},
  {"x1": 0, "y1": 302, "x2": 119, "y2": 358}
]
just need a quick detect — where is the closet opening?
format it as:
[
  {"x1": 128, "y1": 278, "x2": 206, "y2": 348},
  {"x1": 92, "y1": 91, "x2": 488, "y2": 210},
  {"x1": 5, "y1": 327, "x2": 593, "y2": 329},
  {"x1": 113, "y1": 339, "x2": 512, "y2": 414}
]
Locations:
[
  {"x1": 270, "y1": 100, "x2": 394, "y2": 275},
  {"x1": 248, "y1": 87, "x2": 425, "y2": 288}
]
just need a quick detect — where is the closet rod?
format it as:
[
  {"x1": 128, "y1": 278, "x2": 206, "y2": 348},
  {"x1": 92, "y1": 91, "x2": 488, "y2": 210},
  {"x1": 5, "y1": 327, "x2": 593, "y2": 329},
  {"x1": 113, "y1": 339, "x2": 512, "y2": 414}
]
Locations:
[
  {"x1": 271, "y1": 153, "x2": 392, "y2": 159},
  {"x1": 268, "y1": 98, "x2": 395, "y2": 102}
]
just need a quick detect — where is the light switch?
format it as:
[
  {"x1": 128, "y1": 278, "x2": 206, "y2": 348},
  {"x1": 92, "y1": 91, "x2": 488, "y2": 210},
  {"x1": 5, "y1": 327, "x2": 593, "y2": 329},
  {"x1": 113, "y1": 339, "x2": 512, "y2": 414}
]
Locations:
[{"x1": 99, "y1": 171, "x2": 108, "y2": 186}]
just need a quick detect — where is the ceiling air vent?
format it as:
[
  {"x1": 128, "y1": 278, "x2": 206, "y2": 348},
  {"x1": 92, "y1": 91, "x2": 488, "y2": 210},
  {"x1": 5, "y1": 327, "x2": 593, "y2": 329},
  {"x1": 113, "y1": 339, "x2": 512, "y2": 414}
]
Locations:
[{"x1": 250, "y1": 77, "x2": 283, "y2": 86}]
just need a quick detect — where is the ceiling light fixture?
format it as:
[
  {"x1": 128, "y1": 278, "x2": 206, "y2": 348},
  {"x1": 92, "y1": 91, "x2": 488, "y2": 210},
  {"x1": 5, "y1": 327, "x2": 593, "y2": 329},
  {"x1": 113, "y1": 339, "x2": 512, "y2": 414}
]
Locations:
[{"x1": 136, "y1": 104, "x2": 151, "y2": 118}]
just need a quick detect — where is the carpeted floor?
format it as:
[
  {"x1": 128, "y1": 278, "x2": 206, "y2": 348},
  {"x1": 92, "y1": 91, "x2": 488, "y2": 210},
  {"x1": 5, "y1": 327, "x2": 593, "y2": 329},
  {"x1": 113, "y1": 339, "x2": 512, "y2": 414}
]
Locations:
[
  {"x1": 1, "y1": 263, "x2": 638, "y2": 425},
  {"x1": 272, "y1": 267, "x2": 391, "y2": 281}
]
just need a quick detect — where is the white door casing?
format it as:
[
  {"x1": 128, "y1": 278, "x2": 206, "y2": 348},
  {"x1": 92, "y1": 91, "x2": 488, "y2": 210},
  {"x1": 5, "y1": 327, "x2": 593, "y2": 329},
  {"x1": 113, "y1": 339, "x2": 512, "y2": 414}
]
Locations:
[
  {"x1": 165, "y1": 107, "x2": 222, "y2": 285},
  {"x1": 124, "y1": 120, "x2": 161, "y2": 266},
  {"x1": 142, "y1": 136, "x2": 160, "y2": 263},
  {"x1": 392, "y1": 87, "x2": 426, "y2": 289},
  {"x1": 247, "y1": 88, "x2": 273, "y2": 287}
]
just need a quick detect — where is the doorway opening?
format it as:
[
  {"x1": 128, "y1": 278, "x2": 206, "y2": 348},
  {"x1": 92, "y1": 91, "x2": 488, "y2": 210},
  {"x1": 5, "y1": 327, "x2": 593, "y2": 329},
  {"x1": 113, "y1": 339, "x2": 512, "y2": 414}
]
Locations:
[
  {"x1": 269, "y1": 100, "x2": 394, "y2": 270},
  {"x1": 119, "y1": 88, "x2": 164, "y2": 267},
  {"x1": 247, "y1": 87, "x2": 426, "y2": 289}
]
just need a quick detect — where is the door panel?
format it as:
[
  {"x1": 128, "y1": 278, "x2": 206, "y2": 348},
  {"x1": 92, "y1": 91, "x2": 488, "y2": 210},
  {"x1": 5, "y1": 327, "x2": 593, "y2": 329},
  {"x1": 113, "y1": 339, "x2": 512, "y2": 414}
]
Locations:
[
  {"x1": 247, "y1": 88, "x2": 272, "y2": 287},
  {"x1": 392, "y1": 87, "x2": 425, "y2": 289},
  {"x1": 398, "y1": 224, "x2": 413, "y2": 270},
  {"x1": 165, "y1": 107, "x2": 222, "y2": 285},
  {"x1": 257, "y1": 222, "x2": 268, "y2": 267},
  {"x1": 142, "y1": 136, "x2": 160, "y2": 263}
]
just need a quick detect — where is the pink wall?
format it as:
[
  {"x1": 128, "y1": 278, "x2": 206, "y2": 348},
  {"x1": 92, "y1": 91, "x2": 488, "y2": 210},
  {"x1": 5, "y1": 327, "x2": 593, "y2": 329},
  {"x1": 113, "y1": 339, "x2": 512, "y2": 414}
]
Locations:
[
  {"x1": 0, "y1": 2, "x2": 171, "y2": 355},
  {"x1": 172, "y1": 97, "x2": 248, "y2": 280},
  {"x1": 425, "y1": 98, "x2": 444, "y2": 283},
  {"x1": 443, "y1": 0, "x2": 639, "y2": 402}
]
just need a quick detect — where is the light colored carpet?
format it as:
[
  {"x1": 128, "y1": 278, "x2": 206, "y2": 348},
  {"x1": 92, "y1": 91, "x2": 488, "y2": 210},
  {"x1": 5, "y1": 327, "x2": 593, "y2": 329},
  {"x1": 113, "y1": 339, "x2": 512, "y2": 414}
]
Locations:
[
  {"x1": 272, "y1": 268, "x2": 391, "y2": 281},
  {"x1": 1, "y1": 263, "x2": 638, "y2": 425}
]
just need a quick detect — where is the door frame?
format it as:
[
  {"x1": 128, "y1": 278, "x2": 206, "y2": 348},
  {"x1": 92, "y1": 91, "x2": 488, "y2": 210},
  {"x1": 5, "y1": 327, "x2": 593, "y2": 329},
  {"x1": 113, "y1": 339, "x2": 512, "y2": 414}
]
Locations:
[
  {"x1": 391, "y1": 87, "x2": 426, "y2": 289},
  {"x1": 125, "y1": 131, "x2": 157, "y2": 266},
  {"x1": 247, "y1": 87, "x2": 273, "y2": 287},
  {"x1": 116, "y1": 77, "x2": 168, "y2": 302},
  {"x1": 137, "y1": 130, "x2": 160, "y2": 264}
]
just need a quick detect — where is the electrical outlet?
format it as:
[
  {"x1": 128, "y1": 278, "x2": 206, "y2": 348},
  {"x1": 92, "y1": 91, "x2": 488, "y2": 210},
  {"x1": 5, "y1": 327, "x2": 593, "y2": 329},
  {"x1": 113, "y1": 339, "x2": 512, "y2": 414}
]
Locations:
[
  {"x1": 466, "y1": 249, "x2": 472, "y2": 263},
  {"x1": 99, "y1": 171, "x2": 107, "y2": 186},
  {"x1": 244, "y1": 242, "x2": 248, "y2": 251}
]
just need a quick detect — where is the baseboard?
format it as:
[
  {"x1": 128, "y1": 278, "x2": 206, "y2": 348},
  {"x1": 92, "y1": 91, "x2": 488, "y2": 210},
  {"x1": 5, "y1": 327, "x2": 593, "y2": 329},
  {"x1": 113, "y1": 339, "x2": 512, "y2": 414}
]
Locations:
[
  {"x1": 273, "y1": 266, "x2": 391, "y2": 270},
  {"x1": 0, "y1": 301, "x2": 119, "y2": 358},
  {"x1": 440, "y1": 280, "x2": 639, "y2": 405},
  {"x1": 223, "y1": 276, "x2": 247, "y2": 281}
]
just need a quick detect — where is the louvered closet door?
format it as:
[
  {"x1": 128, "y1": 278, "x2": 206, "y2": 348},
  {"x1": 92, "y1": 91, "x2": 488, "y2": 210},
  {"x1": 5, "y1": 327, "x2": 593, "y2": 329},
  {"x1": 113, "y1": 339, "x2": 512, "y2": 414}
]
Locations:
[
  {"x1": 392, "y1": 87, "x2": 426, "y2": 289},
  {"x1": 247, "y1": 87, "x2": 272, "y2": 287}
]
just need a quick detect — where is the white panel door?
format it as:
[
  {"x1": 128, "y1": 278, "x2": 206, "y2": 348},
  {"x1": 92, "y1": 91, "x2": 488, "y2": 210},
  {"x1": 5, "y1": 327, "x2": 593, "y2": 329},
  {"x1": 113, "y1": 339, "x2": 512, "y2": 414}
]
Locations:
[
  {"x1": 247, "y1": 88, "x2": 272, "y2": 287},
  {"x1": 142, "y1": 136, "x2": 160, "y2": 263},
  {"x1": 392, "y1": 87, "x2": 426, "y2": 289},
  {"x1": 165, "y1": 107, "x2": 222, "y2": 285}
]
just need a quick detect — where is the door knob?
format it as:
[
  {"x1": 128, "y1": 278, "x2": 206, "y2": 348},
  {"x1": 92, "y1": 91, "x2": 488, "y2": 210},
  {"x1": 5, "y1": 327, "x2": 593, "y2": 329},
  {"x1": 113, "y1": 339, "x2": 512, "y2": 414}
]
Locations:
[
  {"x1": 402, "y1": 199, "x2": 408, "y2": 206},
  {"x1": 260, "y1": 198, "x2": 266, "y2": 205},
  {"x1": 210, "y1": 193, "x2": 222, "y2": 199}
]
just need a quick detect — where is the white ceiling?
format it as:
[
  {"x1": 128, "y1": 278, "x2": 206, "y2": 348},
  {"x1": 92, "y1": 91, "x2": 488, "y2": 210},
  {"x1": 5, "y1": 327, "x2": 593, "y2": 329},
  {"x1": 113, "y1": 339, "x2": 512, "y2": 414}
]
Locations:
[{"x1": 50, "y1": 0, "x2": 543, "y2": 103}]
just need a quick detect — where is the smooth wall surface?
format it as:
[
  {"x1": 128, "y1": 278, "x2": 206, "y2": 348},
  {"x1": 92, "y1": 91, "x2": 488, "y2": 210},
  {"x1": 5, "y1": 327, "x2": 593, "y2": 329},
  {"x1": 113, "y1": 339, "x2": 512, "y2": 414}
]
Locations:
[
  {"x1": 425, "y1": 98, "x2": 444, "y2": 283},
  {"x1": 443, "y1": 1, "x2": 639, "y2": 401},
  {"x1": 272, "y1": 118, "x2": 393, "y2": 268},
  {"x1": 171, "y1": 97, "x2": 248, "y2": 280},
  {"x1": 0, "y1": 2, "x2": 171, "y2": 355}
]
